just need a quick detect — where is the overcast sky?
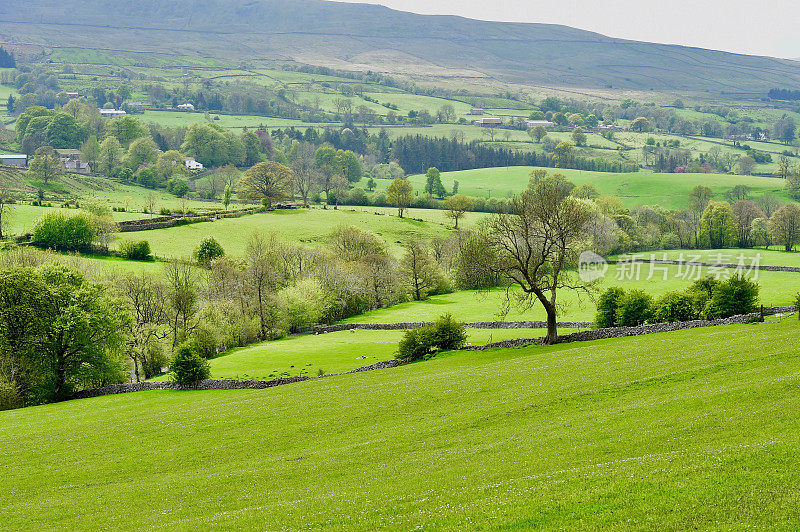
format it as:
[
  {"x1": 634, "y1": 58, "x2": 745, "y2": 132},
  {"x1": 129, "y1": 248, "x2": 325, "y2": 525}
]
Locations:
[{"x1": 347, "y1": 0, "x2": 800, "y2": 59}]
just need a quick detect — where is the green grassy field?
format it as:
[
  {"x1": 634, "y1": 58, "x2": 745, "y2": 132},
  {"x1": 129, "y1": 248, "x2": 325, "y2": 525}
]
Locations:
[
  {"x1": 361, "y1": 166, "x2": 790, "y2": 209},
  {"x1": 204, "y1": 328, "x2": 580, "y2": 380},
  {"x1": 4, "y1": 319, "x2": 800, "y2": 529},
  {"x1": 345, "y1": 263, "x2": 800, "y2": 325},
  {"x1": 114, "y1": 207, "x2": 453, "y2": 258},
  {"x1": 617, "y1": 247, "x2": 800, "y2": 268}
]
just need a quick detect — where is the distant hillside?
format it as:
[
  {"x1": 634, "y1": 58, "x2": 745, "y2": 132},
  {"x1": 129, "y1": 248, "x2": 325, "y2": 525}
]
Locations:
[{"x1": 2, "y1": 0, "x2": 800, "y2": 92}]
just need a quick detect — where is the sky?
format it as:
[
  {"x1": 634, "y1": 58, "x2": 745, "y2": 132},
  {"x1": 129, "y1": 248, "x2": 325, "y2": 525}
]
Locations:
[{"x1": 347, "y1": 0, "x2": 800, "y2": 59}]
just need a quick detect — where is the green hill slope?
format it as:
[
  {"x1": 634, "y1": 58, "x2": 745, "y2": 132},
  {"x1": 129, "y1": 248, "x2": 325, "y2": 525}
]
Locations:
[
  {"x1": 3, "y1": 320, "x2": 800, "y2": 529},
  {"x1": 1, "y1": 0, "x2": 799, "y2": 92}
]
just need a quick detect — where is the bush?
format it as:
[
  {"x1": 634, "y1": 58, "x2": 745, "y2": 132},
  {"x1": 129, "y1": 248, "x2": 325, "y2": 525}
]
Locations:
[
  {"x1": 120, "y1": 240, "x2": 152, "y2": 261},
  {"x1": 0, "y1": 379, "x2": 23, "y2": 411},
  {"x1": 396, "y1": 314, "x2": 467, "y2": 362},
  {"x1": 429, "y1": 313, "x2": 467, "y2": 350},
  {"x1": 653, "y1": 292, "x2": 697, "y2": 323},
  {"x1": 615, "y1": 290, "x2": 654, "y2": 326},
  {"x1": 170, "y1": 342, "x2": 211, "y2": 385},
  {"x1": 704, "y1": 274, "x2": 759, "y2": 319},
  {"x1": 141, "y1": 343, "x2": 167, "y2": 379},
  {"x1": 660, "y1": 232, "x2": 680, "y2": 250},
  {"x1": 31, "y1": 211, "x2": 95, "y2": 252},
  {"x1": 396, "y1": 327, "x2": 436, "y2": 362},
  {"x1": 194, "y1": 237, "x2": 225, "y2": 267},
  {"x1": 595, "y1": 287, "x2": 625, "y2": 328},
  {"x1": 277, "y1": 278, "x2": 332, "y2": 332}
]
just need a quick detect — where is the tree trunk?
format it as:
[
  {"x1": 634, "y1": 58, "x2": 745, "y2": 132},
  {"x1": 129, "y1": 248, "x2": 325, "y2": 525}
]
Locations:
[{"x1": 542, "y1": 300, "x2": 558, "y2": 345}]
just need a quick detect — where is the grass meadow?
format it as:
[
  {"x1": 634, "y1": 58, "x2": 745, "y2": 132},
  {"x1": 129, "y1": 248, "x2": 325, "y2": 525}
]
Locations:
[
  {"x1": 3, "y1": 319, "x2": 800, "y2": 529},
  {"x1": 361, "y1": 166, "x2": 788, "y2": 210},
  {"x1": 114, "y1": 207, "x2": 453, "y2": 258}
]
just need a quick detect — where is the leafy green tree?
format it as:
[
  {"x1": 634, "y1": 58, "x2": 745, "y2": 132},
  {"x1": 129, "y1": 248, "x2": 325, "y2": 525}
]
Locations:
[
  {"x1": 595, "y1": 287, "x2": 625, "y2": 328},
  {"x1": 615, "y1": 290, "x2": 654, "y2": 326},
  {"x1": 242, "y1": 131, "x2": 263, "y2": 166},
  {"x1": 27, "y1": 147, "x2": 63, "y2": 186},
  {"x1": 485, "y1": 175, "x2": 593, "y2": 344},
  {"x1": 169, "y1": 342, "x2": 210, "y2": 385},
  {"x1": 400, "y1": 239, "x2": 442, "y2": 301},
  {"x1": 424, "y1": 167, "x2": 445, "y2": 197},
  {"x1": 238, "y1": 161, "x2": 293, "y2": 207},
  {"x1": 80, "y1": 135, "x2": 101, "y2": 172},
  {"x1": 529, "y1": 125, "x2": 547, "y2": 142},
  {"x1": 223, "y1": 185, "x2": 232, "y2": 210},
  {"x1": 700, "y1": 201, "x2": 736, "y2": 248},
  {"x1": 105, "y1": 116, "x2": 149, "y2": 146},
  {"x1": 195, "y1": 237, "x2": 225, "y2": 267},
  {"x1": 769, "y1": 203, "x2": 800, "y2": 251},
  {"x1": 31, "y1": 211, "x2": 95, "y2": 252},
  {"x1": 630, "y1": 117, "x2": 650, "y2": 132},
  {"x1": 387, "y1": 177, "x2": 414, "y2": 218},
  {"x1": 570, "y1": 126, "x2": 587, "y2": 147},
  {"x1": 704, "y1": 275, "x2": 759, "y2": 319},
  {"x1": 98, "y1": 136, "x2": 124, "y2": 175},
  {"x1": 443, "y1": 194, "x2": 472, "y2": 229},
  {"x1": 124, "y1": 137, "x2": 159, "y2": 170},
  {"x1": 155, "y1": 150, "x2": 189, "y2": 180},
  {"x1": 552, "y1": 141, "x2": 574, "y2": 168},
  {"x1": 653, "y1": 292, "x2": 696, "y2": 323},
  {"x1": 0, "y1": 264, "x2": 128, "y2": 404},
  {"x1": 45, "y1": 112, "x2": 86, "y2": 149}
]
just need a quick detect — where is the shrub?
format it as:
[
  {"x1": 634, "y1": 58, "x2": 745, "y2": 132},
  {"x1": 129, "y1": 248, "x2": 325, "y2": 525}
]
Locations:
[
  {"x1": 396, "y1": 327, "x2": 436, "y2": 362},
  {"x1": 660, "y1": 232, "x2": 680, "y2": 250},
  {"x1": 31, "y1": 211, "x2": 95, "y2": 252},
  {"x1": 396, "y1": 314, "x2": 467, "y2": 361},
  {"x1": 429, "y1": 313, "x2": 467, "y2": 350},
  {"x1": 194, "y1": 237, "x2": 225, "y2": 267},
  {"x1": 615, "y1": 290, "x2": 654, "y2": 326},
  {"x1": 120, "y1": 240, "x2": 152, "y2": 261},
  {"x1": 277, "y1": 278, "x2": 332, "y2": 332},
  {"x1": 595, "y1": 287, "x2": 625, "y2": 328},
  {"x1": 0, "y1": 379, "x2": 23, "y2": 411},
  {"x1": 140, "y1": 343, "x2": 167, "y2": 379},
  {"x1": 704, "y1": 274, "x2": 759, "y2": 319},
  {"x1": 170, "y1": 342, "x2": 211, "y2": 385},
  {"x1": 653, "y1": 292, "x2": 697, "y2": 323}
]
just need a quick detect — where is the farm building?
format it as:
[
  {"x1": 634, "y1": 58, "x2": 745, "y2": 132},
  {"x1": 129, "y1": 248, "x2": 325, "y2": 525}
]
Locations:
[
  {"x1": 65, "y1": 92, "x2": 80, "y2": 99},
  {"x1": 469, "y1": 108, "x2": 485, "y2": 115},
  {"x1": 0, "y1": 154, "x2": 27, "y2": 167},
  {"x1": 99, "y1": 109, "x2": 127, "y2": 118},
  {"x1": 177, "y1": 103, "x2": 195, "y2": 111},
  {"x1": 474, "y1": 117, "x2": 502, "y2": 127},
  {"x1": 55, "y1": 150, "x2": 91, "y2": 174},
  {"x1": 184, "y1": 157, "x2": 204, "y2": 170},
  {"x1": 525, "y1": 119, "x2": 555, "y2": 128}
]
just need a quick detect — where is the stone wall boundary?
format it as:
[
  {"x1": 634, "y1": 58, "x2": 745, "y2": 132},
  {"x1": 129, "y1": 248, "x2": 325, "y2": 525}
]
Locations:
[{"x1": 69, "y1": 360, "x2": 401, "y2": 401}]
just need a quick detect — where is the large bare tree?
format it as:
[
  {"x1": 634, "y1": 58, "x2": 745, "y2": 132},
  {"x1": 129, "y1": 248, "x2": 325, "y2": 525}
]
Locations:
[{"x1": 485, "y1": 175, "x2": 593, "y2": 344}]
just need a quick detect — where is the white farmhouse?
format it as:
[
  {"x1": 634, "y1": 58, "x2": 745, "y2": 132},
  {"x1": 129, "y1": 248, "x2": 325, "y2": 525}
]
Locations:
[
  {"x1": 184, "y1": 157, "x2": 204, "y2": 170},
  {"x1": 177, "y1": 103, "x2": 195, "y2": 111},
  {"x1": 99, "y1": 109, "x2": 127, "y2": 118}
]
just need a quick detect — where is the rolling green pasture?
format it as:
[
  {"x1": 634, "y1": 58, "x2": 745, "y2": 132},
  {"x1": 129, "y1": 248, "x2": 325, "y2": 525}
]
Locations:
[
  {"x1": 632, "y1": 247, "x2": 800, "y2": 267},
  {"x1": 140, "y1": 110, "x2": 324, "y2": 130},
  {"x1": 362, "y1": 166, "x2": 790, "y2": 209},
  {"x1": 205, "y1": 328, "x2": 579, "y2": 380},
  {"x1": 346, "y1": 263, "x2": 800, "y2": 325},
  {"x1": 114, "y1": 207, "x2": 453, "y2": 258},
  {"x1": 341, "y1": 205, "x2": 488, "y2": 228},
  {"x1": 4, "y1": 320, "x2": 800, "y2": 529}
]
